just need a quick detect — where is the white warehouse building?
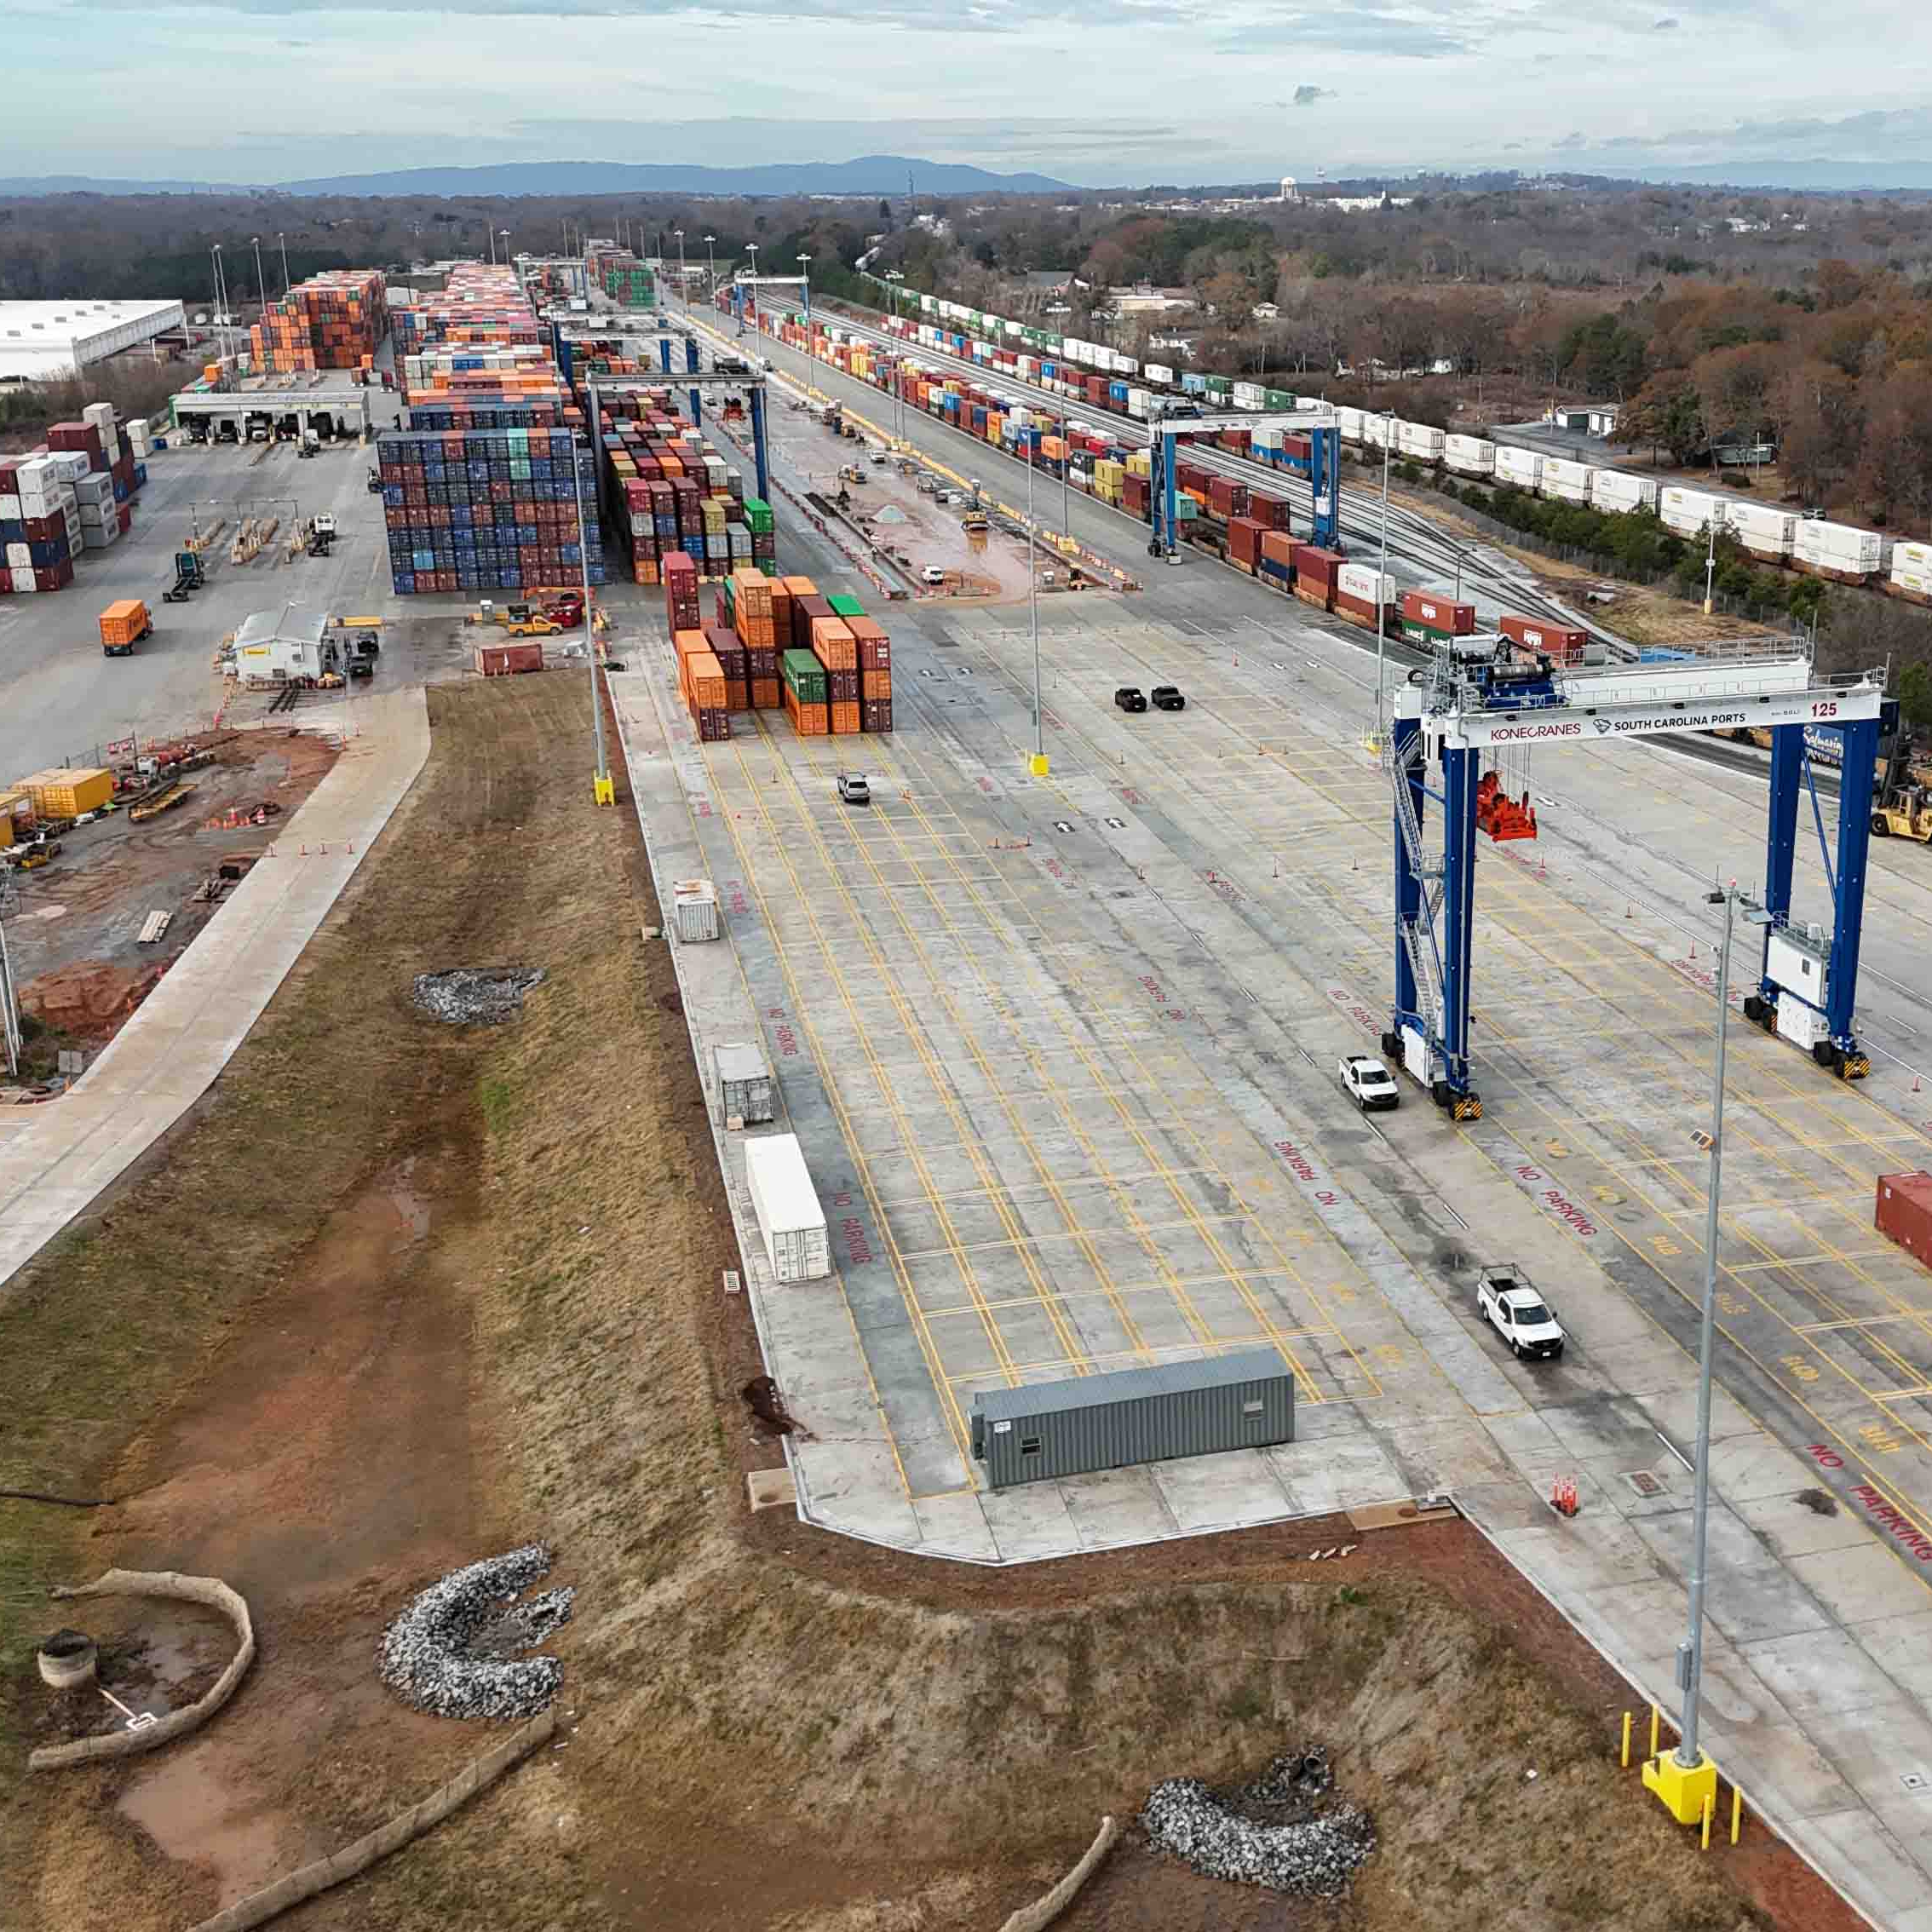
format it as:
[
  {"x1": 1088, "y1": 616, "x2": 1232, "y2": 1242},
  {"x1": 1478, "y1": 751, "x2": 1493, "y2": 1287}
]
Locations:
[{"x1": 0, "y1": 299, "x2": 186, "y2": 383}]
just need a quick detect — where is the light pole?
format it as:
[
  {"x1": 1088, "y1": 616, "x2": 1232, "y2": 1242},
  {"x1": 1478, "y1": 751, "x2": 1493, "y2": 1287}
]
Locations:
[
  {"x1": 1376, "y1": 409, "x2": 1394, "y2": 738},
  {"x1": 0, "y1": 870, "x2": 21, "y2": 1079},
  {"x1": 1646, "y1": 880, "x2": 1764, "y2": 1828},
  {"x1": 210, "y1": 244, "x2": 232, "y2": 362},
  {"x1": 250, "y1": 236, "x2": 266, "y2": 325},
  {"x1": 675, "y1": 229, "x2": 686, "y2": 302},
  {"x1": 499, "y1": 229, "x2": 510, "y2": 273},
  {"x1": 487, "y1": 227, "x2": 496, "y2": 267},
  {"x1": 1704, "y1": 515, "x2": 1717, "y2": 617},
  {"x1": 277, "y1": 231, "x2": 290, "y2": 297},
  {"x1": 1026, "y1": 457, "x2": 1045, "y2": 776},
  {"x1": 797, "y1": 251, "x2": 811, "y2": 321},
  {"x1": 703, "y1": 233, "x2": 716, "y2": 304},
  {"x1": 745, "y1": 244, "x2": 758, "y2": 330},
  {"x1": 572, "y1": 430, "x2": 610, "y2": 805}
]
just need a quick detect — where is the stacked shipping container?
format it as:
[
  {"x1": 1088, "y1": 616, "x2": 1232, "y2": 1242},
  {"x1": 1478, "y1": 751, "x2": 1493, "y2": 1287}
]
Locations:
[
  {"x1": 378, "y1": 266, "x2": 602, "y2": 595},
  {"x1": 250, "y1": 269, "x2": 388, "y2": 372},
  {"x1": 585, "y1": 243, "x2": 656, "y2": 311},
  {"x1": 0, "y1": 396, "x2": 143, "y2": 596},
  {"x1": 663, "y1": 561, "x2": 892, "y2": 739}
]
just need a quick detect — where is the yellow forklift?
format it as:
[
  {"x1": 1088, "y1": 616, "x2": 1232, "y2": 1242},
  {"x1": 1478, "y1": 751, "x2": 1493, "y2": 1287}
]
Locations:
[{"x1": 1872, "y1": 779, "x2": 1932, "y2": 842}]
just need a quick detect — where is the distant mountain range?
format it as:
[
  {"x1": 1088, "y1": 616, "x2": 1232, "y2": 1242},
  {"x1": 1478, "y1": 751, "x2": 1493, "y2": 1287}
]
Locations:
[
  {"x1": 0, "y1": 157, "x2": 1072, "y2": 198},
  {"x1": 1612, "y1": 160, "x2": 1932, "y2": 192}
]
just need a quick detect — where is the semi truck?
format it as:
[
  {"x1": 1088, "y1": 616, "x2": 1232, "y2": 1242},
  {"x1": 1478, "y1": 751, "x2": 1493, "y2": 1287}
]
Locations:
[{"x1": 98, "y1": 599, "x2": 152, "y2": 658}]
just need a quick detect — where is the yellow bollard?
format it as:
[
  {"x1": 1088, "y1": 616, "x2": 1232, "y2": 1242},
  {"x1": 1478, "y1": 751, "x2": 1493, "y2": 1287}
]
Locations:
[
  {"x1": 1620, "y1": 1711, "x2": 1632, "y2": 1768},
  {"x1": 1650, "y1": 1705, "x2": 1660, "y2": 1760},
  {"x1": 1701, "y1": 1794, "x2": 1713, "y2": 1851},
  {"x1": 1731, "y1": 1785, "x2": 1743, "y2": 1845}
]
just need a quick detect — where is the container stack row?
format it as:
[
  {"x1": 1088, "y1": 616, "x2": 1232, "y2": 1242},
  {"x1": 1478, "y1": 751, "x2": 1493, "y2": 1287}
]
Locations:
[
  {"x1": 377, "y1": 428, "x2": 604, "y2": 595},
  {"x1": 596, "y1": 389, "x2": 773, "y2": 586},
  {"x1": 584, "y1": 244, "x2": 655, "y2": 310},
  {"x1": 250, "y1": 270, "x2": 388, "y2": 373},
  {"x1": 663, "y1": 561, "x2": 893, "y2": 739},
  {"x1": 1, "y1": 402, "x2": 145, "y2": 597},
  {"x1": 390, "y1": 266, "x2": 546, "y2": 361}
]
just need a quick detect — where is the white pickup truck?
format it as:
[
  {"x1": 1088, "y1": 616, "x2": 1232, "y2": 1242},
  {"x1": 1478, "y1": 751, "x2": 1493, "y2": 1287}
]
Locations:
[
  {"x1": 1475, "y1": 1266, "x2": 1566, "y2": 1361},
  {"x1": 1338, "y1": 1053, "x2": 1400, "y2": 1112}
]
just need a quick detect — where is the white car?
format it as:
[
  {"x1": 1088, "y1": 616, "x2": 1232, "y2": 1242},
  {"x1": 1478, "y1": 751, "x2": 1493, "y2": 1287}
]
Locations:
[
  {"x1": 1338, "y1": 1054, "x2": 1400, "y2": 1112},
  {"x1": 920, "y1": 565, "x2": 948, "y2": 586},
  {"x1": 1475, "y1": 1267, "x2": 1567, "y2": 1361}
]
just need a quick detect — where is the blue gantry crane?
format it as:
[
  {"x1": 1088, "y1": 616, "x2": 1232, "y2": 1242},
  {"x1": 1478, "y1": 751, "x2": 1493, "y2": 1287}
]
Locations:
[
  {"x1": 1384, "y1": 638, "x2": 1891, "y2": 1118},
  {"x1": 1147, "y1": 404, "x2": 1343, "y2": 555}
]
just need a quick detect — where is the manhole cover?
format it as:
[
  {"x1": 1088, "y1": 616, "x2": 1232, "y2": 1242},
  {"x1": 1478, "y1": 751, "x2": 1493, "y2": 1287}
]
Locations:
[
  {"x1": 1624, "y1": 1470, "x2": 1665, "y2": 1499},
  {"x1": 1902, "y1": 1770, "x2": 1929, "y2": 1793}
]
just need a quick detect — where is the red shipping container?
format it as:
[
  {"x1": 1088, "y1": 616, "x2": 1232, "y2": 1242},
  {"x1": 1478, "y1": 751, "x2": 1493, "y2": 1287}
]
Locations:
[
  {"x1": 747, "y1": 647, "x2": 779, "y2": 678},
  {"x1": 1247, "y1": 492, "x2": 1290, "y2": 530},
  {"x1": 1124, "y1": 474, "x2": 1150, "y2": 516},
  {"x1": 847, "y1": 616, "x2": 891, "y2": 671},
  {"x1": 1877, "y1": 1172, "x2": 1932, "y2": 1268},
  {"x1": 1293, "y1": 544, "x2": 1344, "y2": 586},
  {"x1": 861, "y1": 698, "x2": 893, "y2": 733},
  {"x1": 693, "y1": 706, "x2": 732, "y2": 743},
  {"x1": 1401, "y1": 590, "x2": 1475, "y2": 635},
  {"x1": 35, "y1": 561, "x2": 72, "y2": 591},
  {"x1": 1500, "y1": 613, "x2": 1589, "y2": 663},
  {"x1": 827, "y1": 668, "x2": 860, "y2": 704},
  {"x1": 725, "y1": 676, "x2": 750, "y2": 712},
  {"x1": 751, "y1": 676, "x2": 781, "y2": 710},
  {"x1": 1281, "y1": 433, "x2": 1312, "y2": 462},
  {"x1": 1334, "y1": 593, "x2": 1381, "y2": 627},
  {"x1": 1228, "y1": 517, "x2": 1265, "y2": 569},
  {"x1": 1206, "y1": 478, "x2": 1249, "y2": 520},
  {"x1": 476, "y1": 641, "x2": 544, "y2": 676},
  {"x1": 1294, "y1": 582, "x2": 1332, "y2": 612}
]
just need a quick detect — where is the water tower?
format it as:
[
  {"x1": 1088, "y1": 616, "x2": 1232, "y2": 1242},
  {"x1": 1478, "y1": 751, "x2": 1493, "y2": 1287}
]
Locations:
[{"x1": 1279, "y1": 176, "x2": 1300, "y2": 204}]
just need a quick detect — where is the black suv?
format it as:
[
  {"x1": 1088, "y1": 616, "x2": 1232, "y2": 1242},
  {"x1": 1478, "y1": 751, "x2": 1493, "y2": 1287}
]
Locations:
[
  {"x1": 1114, "y1": 686, "x2": 1147, "y2": 713},
  {"x1": 1150, "y1": 686, "x2": 1186, "y2": 711}
]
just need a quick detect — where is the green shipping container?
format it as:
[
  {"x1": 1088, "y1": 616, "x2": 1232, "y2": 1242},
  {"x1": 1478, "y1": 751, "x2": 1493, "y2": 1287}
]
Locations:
[
  {"x1": 782, "y1": 649, "x2": 827, "y2": 703},
  {"x1": 1264, "y1": 388, "x2": 1294, "y2": 410},
  {"x1": 826, "y1": 594, "x2": 865, "y2": 618},
  {"x1": 743, "y1": 497, "x2": 774, "y2": 535}
]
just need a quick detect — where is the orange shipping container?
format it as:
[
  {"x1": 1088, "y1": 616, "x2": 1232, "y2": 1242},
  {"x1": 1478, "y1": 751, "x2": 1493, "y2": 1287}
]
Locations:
[
  {"x1": 687, "y1": 650, "x2": 727, "y2": 710},
  {"x1": 751, "y1": 676, "x2": 781, "y2": 710},
  {"x1": 784, "y1": 683, "x2": 828, "y2": 737},
  {"x1": 830, "y1": 699, "x2": 862, "y2": 736},
  {"x1": 810, "y1": 616, "x2": 857, "y2": 672},
  {"x1": 862, "y1": 665, "x2": 894, "y2": 702}
]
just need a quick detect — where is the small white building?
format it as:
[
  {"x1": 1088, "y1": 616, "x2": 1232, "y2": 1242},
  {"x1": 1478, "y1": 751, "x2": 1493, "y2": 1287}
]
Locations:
[{"x1": 232, "y1": 603, "x2": 331, "y2": 685}]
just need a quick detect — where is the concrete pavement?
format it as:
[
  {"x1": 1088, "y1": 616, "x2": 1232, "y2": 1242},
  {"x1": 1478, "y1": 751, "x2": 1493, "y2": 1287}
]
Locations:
[{"x1": 0, "y1": 685, "x2": 429, "y2": 1295}]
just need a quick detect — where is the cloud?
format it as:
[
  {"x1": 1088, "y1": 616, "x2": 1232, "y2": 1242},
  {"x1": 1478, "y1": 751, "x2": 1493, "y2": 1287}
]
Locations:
[
  {"x1": 1291, "y1": 84, "x2": 1332, "y2": 105},
  {"x1": 1653, "y1": 14, "x2": 1676, "y2": 25}
]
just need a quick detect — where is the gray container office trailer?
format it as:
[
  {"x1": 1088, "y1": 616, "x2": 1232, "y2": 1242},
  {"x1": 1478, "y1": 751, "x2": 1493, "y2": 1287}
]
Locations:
[{"x1": 969, "y1": 1346, "x2": 1294, "y2": 1490}]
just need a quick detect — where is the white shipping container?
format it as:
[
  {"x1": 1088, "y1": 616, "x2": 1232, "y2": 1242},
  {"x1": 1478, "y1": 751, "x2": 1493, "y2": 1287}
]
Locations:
[
  {"x1": 0, "y1": 493, "x2": 16, "y2": 519},
  {"x1": 1543, "y1": 456, "x2": 1594, "y2": 503},
  {"x1": 10, "y1": 568, "x2": 37, "y2": 593},
  {"x1": 1397, "y1": 422, "x2": 1446, "y2": 462},
  {"x1": 1589, "y1": 469, "x2": 1659, "y2": 514},
  {"x1": 1147, "y1": 364, "x2": 1176, "y2": 385},
  {"x1": 1362, "y1": 413, "x2": 1393, "y2": 448},
  {"x1": 1233, "y1": 382, "x2": 1267, "y2": 409},
  {"x1": 743, "y1": 1134, "x2": 831, "y2": 1283},
  {"x1": 1659, "y1": 486, "x2": 1724, "y2": 538},
  {"x1": 1443, "y1": 434, "x2": 1496, "y2": 478},
  {"x1": 4, "y1": 543, "x2": 29, "y2": 567},
  {"x1": 671, "y1": 878, "x2": 720, "y2": 943},
  {"x1": 1794, "y1": 520, "x2": 1884, "y2": 573},
  {"x1": 1892, "y1": 541, "x2": 1932, "y2": 595},
  {"x1": 1493, "y1": 446, "x2": 1543, "y2": 489},
  {"x1": 1726, "y1": 502, "x2": 1796, "y2": 559},
  {"x1": 1337, "y1": 563, "x2": 1394, "y2": 605},
  {"x1": 715, "y1": 1042, "x2": 774, "y2": 1124}
]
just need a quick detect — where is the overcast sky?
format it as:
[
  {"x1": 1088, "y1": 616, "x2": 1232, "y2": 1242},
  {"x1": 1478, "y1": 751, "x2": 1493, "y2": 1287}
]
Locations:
[{"x1": 3, "y1": 0, "x2": 1929, "y2": 186}]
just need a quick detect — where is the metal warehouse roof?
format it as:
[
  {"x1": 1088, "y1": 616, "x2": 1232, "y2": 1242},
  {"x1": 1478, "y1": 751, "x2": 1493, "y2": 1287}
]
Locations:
[
  {"x1": 235, "y1": 603, "x2": 330, "y2": 651},
  {"x1": 972, "y1": 1346, "x2": 1291, "y2": 1421},
  {"x1": 0, "y1": 299, "x2": 185, "y2": 381}
]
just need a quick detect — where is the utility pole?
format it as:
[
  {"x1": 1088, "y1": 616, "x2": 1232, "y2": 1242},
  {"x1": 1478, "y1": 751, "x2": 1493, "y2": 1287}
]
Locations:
[
  {"x1": 0, "y1": 870, "x2": 21, "y2": 1079},
  {"x1": 250, "y1": 236, "x2": 266, "y2": 322},
  {"x1": 1376, "y1": 410, "x2": 1394, "y2": 739},
  {"x1": 277, "y1": 231, "x2": 290, "y2": 297},
  {"x1": 703, "y1": 234, "x2": 717, "y2": 302},
  {"x1": 1026, "y1": 456, "x2": 1045, "y2": 777},
  {"x1": 572, "y1": 431, "x2": 610, "y2": 805},
  {"x1": 1704, "y1": 515, "x2": 1717, "y2": 617}
]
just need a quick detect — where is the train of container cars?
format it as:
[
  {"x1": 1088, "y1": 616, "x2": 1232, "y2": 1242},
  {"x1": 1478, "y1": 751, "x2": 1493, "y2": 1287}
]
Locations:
[{"x1": 822, "y1": 286, "x2": 1930, "y2": 606}]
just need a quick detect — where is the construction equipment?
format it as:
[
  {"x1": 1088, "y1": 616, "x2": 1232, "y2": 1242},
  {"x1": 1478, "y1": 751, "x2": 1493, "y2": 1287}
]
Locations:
[
  {"x1": 161, "y1": 551, "x2": 204, "y2": 604},
  {"x1": 960, "y1": 512, "x2": 990, "y2": 534},
  {"x1": 1872, "y1": 781, "x2": 1932, "y2": 842},
  {"x1": 837, "y1": 464, "x2": 865, "y2": 485},
  {"x1": 129, "y1": 782, "x2": 198, "y2": 825}
]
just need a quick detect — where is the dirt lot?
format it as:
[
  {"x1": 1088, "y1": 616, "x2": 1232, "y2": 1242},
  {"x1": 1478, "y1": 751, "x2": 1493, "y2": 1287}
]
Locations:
[
  {"x1": 0, "y1": 676, "x2": 1859, "y2": 1932},
  {"x1": 6, "y1": 730, "x2": 336, "y2": 1064}
]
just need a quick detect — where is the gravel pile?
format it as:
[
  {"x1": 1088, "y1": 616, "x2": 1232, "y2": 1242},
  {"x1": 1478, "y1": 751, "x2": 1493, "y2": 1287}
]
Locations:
[
  {"x1": 378, "y1": 1545, "x2": 574, "y2": 1722},
  {"x1": 411, "y1": 968, "x2": 547, "y2": 1026},
  {"x1": 1141, "y1": 1745, "x2": 1375, "y2": 1897}
]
